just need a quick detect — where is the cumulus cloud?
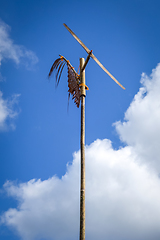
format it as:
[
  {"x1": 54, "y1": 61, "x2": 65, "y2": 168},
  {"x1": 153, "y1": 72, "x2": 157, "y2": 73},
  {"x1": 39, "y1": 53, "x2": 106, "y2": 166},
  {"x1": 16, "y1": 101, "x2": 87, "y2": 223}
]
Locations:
[
  {"x1": 1, "y1": 63, "x2": 160, "y2": 240},
  {"x1": 0, "y1": 20, "x2": 38, "y2": 68},
  {"x1": 0, "y1": 91, "x2": 20, "y2": 131},
  {"x1": 1, "y1": 141, "x2": 160, "y2": 240},
  {"x1": 115, "y1": 63, "x2": 160, "y2": 173}
]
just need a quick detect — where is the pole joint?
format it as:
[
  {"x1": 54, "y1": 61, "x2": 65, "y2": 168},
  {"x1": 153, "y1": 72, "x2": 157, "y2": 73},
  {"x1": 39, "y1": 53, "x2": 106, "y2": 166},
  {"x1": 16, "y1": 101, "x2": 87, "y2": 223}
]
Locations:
[{"x1": 81, "y1": 50, "x2": 93, "y2": 73}]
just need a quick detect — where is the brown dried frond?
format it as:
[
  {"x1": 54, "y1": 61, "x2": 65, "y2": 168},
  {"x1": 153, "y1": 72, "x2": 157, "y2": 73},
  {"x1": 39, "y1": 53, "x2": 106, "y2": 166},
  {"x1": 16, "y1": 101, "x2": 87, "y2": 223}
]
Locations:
[
  {"x1": 48, "y1": 58, "x2": 61, "y2": 77},
  {"x1": 67, "y1": 63, "x2": 80, "y2": 108},
  {"x1": 48, "y1": 56, "x2": 81, "y2": 108},
  {"x1": 48, "y1": 58, "x2": 66, "y2": 86}
]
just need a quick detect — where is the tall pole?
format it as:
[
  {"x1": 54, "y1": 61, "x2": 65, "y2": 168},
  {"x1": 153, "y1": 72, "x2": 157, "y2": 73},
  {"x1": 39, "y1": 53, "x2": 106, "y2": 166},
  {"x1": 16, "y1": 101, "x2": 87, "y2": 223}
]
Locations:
[{"x1": 80, "y1": 58, "x2": 86, "y2": 240}]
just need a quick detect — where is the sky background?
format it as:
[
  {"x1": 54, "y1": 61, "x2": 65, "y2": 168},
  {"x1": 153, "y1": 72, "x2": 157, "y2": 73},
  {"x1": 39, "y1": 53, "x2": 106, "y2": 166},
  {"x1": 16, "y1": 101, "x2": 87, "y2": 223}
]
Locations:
[{"x1": 0, "y1": 0, "x2": 160, "y2": 239}]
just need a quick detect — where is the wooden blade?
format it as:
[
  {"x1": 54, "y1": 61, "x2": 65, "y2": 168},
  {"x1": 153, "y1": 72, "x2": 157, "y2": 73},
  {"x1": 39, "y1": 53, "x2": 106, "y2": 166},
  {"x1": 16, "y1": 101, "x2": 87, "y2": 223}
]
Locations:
[
  {"x1": 63, "y1": 23, "x2": 90, "y2": 54},
  {"x1": 91, "y1": 53, "x2": 125, "y2": 90},
  {"x1": 63, "y1": 23, "x2": 125, "y2": 90}
]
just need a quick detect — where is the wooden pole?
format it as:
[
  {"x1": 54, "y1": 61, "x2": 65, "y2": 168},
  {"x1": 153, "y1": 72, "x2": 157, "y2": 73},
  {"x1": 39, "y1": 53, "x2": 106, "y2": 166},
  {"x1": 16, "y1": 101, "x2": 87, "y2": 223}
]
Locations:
[{"x1": 80, "y1": 58, "x2": 86, "y2": 240}]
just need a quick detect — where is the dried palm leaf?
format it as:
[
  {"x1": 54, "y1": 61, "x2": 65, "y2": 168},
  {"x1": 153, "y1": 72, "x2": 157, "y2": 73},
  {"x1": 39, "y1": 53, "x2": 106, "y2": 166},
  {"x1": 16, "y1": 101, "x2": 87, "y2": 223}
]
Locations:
[
  {"x1": 67, "y1": 64, "x2": 80, "y2": 108},
  {"x1": 48, "y1": 58, "x2": 61, "y2": 77},
  {"x1": 48, "y1": 57, "x2": 66, "y2": 82},
  {"x1": 57, "y1": 62, "x2": 66, "y2": 86},
  {"x1": 48, "y1": 56, "x2": 81, "y2": 108}
]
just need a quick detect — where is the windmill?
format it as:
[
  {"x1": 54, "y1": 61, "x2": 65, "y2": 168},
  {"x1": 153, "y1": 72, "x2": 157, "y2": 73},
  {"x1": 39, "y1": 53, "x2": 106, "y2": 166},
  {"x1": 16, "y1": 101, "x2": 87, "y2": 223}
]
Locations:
[{"x1": 48, "y1": 23, "x2": 125, "y2": 240}]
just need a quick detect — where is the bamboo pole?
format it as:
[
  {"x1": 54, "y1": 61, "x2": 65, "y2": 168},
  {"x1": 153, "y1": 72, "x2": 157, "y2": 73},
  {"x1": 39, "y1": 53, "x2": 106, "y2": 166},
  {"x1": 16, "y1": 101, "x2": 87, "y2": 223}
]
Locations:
[{"x1": 80, "y1": 58, "x2": 86, "y2": 240}]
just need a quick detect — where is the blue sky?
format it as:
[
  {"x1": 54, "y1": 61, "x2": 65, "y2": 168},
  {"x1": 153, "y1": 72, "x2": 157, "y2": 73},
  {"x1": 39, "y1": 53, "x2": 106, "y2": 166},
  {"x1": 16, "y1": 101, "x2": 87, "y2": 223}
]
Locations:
[{"x1": 0, "y1": 0, "x2": 160, "y2": 239}]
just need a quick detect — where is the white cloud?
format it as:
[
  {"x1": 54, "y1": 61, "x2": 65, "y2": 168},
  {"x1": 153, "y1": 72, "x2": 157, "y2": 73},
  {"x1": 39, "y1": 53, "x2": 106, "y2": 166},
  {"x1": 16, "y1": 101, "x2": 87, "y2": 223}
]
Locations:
[
  {"x1": 0, "y1": 19, "x2": 38, "y2": 131},
  {"x1": 1, "y1": 140, "x2": 160, "y2": 240},
  {"x1": 1, "y1": 63, "x2": 160, "y2": 240},
  {"x1": 115, "y1": 63, "x2": 160, "y2": 173},
  {"x1": 0, "y1": 20, "x2": 38, "y2": 68},
  {"x1": 0, "y1": 91, "x2": 20, "y2": 131}
]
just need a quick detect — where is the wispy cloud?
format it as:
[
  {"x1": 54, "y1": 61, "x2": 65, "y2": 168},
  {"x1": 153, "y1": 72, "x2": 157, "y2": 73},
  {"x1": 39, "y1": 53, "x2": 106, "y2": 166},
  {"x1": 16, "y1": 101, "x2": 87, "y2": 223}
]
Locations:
[
  {"x1": 1, "y1": 64, "x2": 160, "y2": 240},
  {"x1": 0, "y1": 91, "x2": 20, "y2": 131},
  {"x1": 0, "y1": 20, "x2": 38, "y2": 69},
  {"x1": 0, "y1": 19, "x2": 38, "y2": 131}
]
